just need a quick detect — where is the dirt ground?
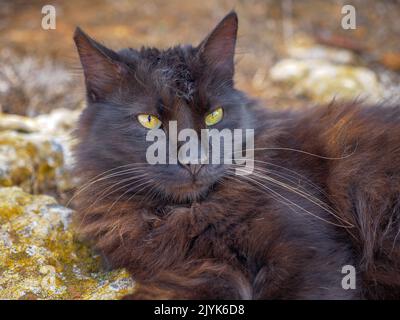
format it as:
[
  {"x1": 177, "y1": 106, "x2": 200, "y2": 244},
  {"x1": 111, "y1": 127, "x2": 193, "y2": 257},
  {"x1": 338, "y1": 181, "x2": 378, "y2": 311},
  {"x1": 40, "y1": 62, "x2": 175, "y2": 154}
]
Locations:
[{"x1": 0, "y1": 0, "x2": 399, "y2": 114}]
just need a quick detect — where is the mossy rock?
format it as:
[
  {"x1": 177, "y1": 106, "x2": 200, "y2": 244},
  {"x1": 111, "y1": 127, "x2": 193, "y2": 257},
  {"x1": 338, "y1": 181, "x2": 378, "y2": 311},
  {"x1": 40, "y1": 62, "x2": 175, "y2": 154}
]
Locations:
[
  {"x1": 0, "y1": 130, "x2": 66, "y2": 194},
  {"x1": 0, "y1": 187, "x2": 134, "y2": 299},
  {"x1": 0, "y1": 109, "x2": 81, "y2": 195}
]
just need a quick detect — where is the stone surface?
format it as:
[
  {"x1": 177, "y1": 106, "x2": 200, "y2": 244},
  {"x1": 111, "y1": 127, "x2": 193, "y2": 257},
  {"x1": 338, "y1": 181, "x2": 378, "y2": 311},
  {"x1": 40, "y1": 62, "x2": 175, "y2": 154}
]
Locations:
[
  {"x1": 0, "y1": 109, "x2": 81, "y2": 194},
  {"x1": 34, "y1": 107, "x2": 82, "y2": 192},
  {"x1": 0, "y1": 110, "x2": 135, "y2": 300},
  {"x1": 0, "y1": 113, "x2": 37, "y2": 133},
  {"x1": 269, "y1": 37, "x2": 383, "y2": 104},
  {"x1": 270, "y1": 58, "x2": 383, "y2": 104},
  {"x1": 0, "y1": 130, "x2": 64, "y2": 194},
  {"x1": 0, "y1": 187, "x2": 134, "y2": 300}
]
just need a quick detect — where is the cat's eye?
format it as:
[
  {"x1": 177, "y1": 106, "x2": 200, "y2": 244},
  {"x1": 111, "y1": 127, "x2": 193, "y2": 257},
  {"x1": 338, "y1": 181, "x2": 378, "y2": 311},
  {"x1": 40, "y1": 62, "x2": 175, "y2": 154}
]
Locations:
[
  {"x1": 205, "y1": 107, "x2": 224, "y2": 126},
  {"x1": 137, "y1": 114, "x2": 162, "y2": 129}
]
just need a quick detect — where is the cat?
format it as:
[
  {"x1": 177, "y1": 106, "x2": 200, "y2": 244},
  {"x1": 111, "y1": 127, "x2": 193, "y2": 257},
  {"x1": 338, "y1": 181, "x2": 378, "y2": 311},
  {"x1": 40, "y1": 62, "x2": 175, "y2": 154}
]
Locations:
[{"x1": 72, "y1": 11, "x2": 400, "y2": 299}]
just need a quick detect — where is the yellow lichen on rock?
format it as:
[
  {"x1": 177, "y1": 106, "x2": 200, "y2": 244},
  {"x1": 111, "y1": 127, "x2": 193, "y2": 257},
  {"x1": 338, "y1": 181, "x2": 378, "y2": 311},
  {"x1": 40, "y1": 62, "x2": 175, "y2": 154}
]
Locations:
[
  {"x1": 0, "y1": 130, "x2": 64, "y2": 194},
  {"x1": 0, "y1": 187, "x2": 134, "y2": 300},
  {"x1": 0, "y1": 109, "x2": 82, "y2": 195}
]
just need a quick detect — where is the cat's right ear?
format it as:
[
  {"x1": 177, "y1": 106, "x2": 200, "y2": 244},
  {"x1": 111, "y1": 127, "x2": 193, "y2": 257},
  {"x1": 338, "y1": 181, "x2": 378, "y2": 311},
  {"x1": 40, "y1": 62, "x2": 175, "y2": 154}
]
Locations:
[{"x1": 73, "y1": 27, "x2": 125, "y2": 102}]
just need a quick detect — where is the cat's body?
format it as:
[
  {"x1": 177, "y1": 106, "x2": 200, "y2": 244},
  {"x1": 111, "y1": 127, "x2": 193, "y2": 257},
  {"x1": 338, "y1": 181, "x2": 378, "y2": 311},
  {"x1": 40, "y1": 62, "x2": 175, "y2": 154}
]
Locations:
[{"x1": 73, "y1": 12, "x2": 400, "y2": 299}]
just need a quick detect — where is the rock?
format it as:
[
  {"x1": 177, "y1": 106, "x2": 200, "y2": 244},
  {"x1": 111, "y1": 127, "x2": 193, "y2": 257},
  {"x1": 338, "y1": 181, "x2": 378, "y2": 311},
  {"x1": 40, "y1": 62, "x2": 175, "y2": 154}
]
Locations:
[
  {"x1": 269, "y1": 59, "x2": 309, "y2": 83},
  {"x1": 34, "y1": 108, "x2": 82, "y2": 192},
  {"x1": 0, "y1": 187, "x2": 134, "y2": 299},
  {"x1": 34, "y1": 107, "x2": 81, "y2": 137},
  {"x1": 0, "y1": 111, "x2": 135, "y2": 300},
  {"x1": 0, "y1": 108, "x2": 81, "y2": 194},
  {"x1": 0, "y1": 113, "x2": 38, "y2": 133},
  {"x1": 271, "y1": 59, "x2": 383, "y2": 104},
  {"x1": 0, "y1": 130, "x2": 65, "y2": 194},
  {"x1": 270, "y1": 37, "x2": 383, "y2": 104}
]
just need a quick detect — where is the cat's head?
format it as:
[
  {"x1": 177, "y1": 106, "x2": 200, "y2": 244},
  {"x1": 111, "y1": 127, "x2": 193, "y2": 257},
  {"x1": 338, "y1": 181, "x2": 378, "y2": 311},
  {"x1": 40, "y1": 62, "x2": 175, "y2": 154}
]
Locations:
[{"x1": 74, "y1": 11, "x2": 255, "y2": 203}]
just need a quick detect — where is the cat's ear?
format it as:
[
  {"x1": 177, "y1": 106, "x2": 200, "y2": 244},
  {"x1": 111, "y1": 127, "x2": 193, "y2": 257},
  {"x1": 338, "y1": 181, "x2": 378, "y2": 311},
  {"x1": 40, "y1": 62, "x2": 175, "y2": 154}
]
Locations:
[
  {"x1": 198, "y1": 11, "x2": 238, "y2": 81},
  {"x1": 73, "y1": 27, "x2": 125, "y2": 102}
]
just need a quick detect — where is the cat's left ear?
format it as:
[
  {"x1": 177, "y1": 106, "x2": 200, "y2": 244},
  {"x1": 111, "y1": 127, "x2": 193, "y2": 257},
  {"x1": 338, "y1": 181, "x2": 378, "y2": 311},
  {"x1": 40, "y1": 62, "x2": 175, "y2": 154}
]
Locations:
[{"x1": 198, "y1": 11, "x2": 238, "y2": 82}]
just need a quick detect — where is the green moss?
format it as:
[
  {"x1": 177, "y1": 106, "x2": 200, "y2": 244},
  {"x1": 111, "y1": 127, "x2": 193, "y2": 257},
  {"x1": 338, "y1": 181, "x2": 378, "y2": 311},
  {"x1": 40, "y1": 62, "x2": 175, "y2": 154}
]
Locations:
[{"x1": 0, "y1": 187, "x2": 135, "y2": 299}]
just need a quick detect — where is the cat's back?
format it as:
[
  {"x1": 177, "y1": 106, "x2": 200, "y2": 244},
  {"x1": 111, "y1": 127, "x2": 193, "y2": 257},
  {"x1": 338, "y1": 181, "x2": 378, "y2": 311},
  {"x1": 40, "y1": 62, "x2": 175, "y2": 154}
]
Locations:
[
  {"x1": 288, "y1": 102, "x2": 400, "y2": 299},
  {"x1": 264, "y1": 102, "x2": 400, "y2": 179},
  {"x1": 308, "y1": 102, "x2": 400, "y2": 156}
]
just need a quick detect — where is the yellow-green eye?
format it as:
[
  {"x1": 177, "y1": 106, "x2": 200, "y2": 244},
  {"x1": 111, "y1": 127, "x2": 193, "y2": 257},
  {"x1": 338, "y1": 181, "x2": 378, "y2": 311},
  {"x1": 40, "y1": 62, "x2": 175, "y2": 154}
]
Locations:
[
  {"x1": 205, "y1": 107, "x2": 223, "y2": 126},
  {"x1": 137, "y1": 114, "x2": 162, "y2": 129}
]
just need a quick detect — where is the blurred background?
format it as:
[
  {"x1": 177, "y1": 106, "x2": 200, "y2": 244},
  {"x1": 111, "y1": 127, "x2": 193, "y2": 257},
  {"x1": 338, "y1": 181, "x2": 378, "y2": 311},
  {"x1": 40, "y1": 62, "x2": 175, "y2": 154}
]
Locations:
[
  {"x1": 0, "y1": 0, "x2": 400, "y2": 300},
  {"x1": 1, "y1": 0, "x2": 400, "y2": 116}
]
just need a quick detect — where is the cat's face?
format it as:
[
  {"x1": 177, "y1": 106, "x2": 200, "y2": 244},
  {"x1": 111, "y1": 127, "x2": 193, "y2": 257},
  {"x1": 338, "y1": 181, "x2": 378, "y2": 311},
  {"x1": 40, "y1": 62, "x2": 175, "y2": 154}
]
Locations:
[{"x1": 74, "y1": 12, "x2": 254, "y2": 203}]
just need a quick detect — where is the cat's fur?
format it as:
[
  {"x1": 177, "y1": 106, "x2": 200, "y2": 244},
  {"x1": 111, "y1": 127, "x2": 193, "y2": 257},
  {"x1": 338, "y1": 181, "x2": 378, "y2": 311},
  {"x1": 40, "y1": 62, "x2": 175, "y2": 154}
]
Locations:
[{"x1": 73, "y1": 12, "x2": 400, "y2": 299}]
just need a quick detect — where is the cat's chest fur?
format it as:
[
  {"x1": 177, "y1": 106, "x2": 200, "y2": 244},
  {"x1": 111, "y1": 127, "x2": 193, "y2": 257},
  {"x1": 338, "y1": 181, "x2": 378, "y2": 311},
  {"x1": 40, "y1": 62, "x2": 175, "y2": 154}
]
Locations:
[{"x1": 129, "y1": 178, "x2": 357, "y2": 299}]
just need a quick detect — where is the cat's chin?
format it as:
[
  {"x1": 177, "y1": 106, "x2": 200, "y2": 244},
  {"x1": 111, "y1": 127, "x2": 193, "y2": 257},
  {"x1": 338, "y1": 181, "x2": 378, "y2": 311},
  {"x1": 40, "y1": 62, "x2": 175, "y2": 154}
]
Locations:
[{"x1": 159, "y1": 180, "x2": 214, "y2": 203}]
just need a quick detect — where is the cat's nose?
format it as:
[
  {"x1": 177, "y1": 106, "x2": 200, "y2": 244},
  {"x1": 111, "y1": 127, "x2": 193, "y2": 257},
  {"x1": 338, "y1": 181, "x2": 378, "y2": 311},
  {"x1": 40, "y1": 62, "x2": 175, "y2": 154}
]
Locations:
[
  {"x1": 177, "y1": 147, "x2": 207, "y2": 176},
  {"x1": 180, "y1": 163, "x2": 204, "y2": 176},
  {"x1": 177, "y1": 138, "x2": 208, "y2": 176}
]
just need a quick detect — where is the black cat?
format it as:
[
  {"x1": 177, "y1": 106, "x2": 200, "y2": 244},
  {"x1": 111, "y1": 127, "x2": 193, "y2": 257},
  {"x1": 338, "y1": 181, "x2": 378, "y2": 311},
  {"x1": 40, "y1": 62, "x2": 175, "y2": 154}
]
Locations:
[{"x1": 73, "y1": 11, "x2": 400, "y2": 299}]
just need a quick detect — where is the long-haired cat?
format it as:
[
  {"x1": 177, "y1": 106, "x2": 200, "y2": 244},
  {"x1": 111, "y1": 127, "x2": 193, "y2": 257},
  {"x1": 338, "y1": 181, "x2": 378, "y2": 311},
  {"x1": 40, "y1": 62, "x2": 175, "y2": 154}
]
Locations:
[{"x1": 73, "y1": 12, "x2": 400, "y2": 299}]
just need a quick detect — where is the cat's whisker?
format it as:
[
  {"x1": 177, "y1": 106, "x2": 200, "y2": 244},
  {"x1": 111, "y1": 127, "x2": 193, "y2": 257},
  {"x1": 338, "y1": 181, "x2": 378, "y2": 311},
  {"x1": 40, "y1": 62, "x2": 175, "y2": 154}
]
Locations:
[
  {"x1": 225, "y1": 170, "x2": 317, "y2": 216},
  {"x1": 77, "y1": 175, "x2": 151, "y2": 231},
  {"x1": 75, "y1": 163, "x2": 149, "y2": 191},
  {"x1": 230, "y1": 160, "x2": 358, "y2": 232},
  {"x1": 136, "y1": 176, "x2": 164, "y2": 206},
  {"x1": 249, "y1": 168, "x2": 353, "y2": 226},
  {"x1": 223, "y1": 173, "x2": 290, "y2": 207},
  {"x1": 67, "y1": 164, "x2": 149, "y2": 206},
  {"x1": 228, "y1": 166, "x2": 352, "y2": 228},
  {"x1": 243, "y1": 159, "x2": 331, "y2": 198},
  {"x1": 79, "y1": 172, "x2": 148, "y2": 218},
  {"x1": 231, "y1": 157, "x2": 339, "y2": 217},
  {"x1": 227, "y1": 167, "x2": 353, "y2": 229},
  {"x1": 80, "y1": 169, "x2": 147, "y2": 207},
  {"x1": 260, "y1": 167, "x2": 329, "y2": 201},
  {"x1": 233, "y1": 144, "x2": 358, "y2": 160},
  {"x1": 106, "y1": 178, "x2": 154, "y2": 215},
  {"x1": 111, "y1": 179, "x2": 160, "y2": 245},
  {"x1": 236, "y1": 163, "x2": 348, "y2": 224},
  {"x1": 223, "y1": 171, "x2": 313, "y2": 222},
  {"x1": 146, "y1": 180, "x2": 163, "y2": 203},
  {"x1": 233, "y1": 164, "x2": 354, "y2": 226}
]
